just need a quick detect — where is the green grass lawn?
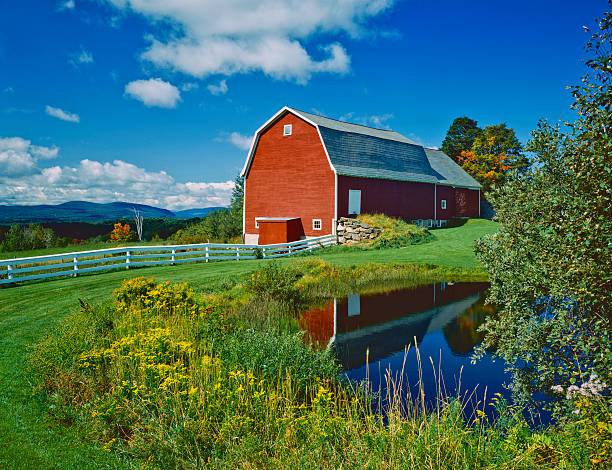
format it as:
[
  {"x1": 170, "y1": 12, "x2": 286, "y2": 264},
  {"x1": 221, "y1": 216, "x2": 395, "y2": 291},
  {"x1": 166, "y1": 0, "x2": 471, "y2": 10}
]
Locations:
[
  {"x1": 321, "y1": 219, "x2": 496, "y2": 269},
  {"x1": 0, "y1": 219, "x2": 497, "y2": 468}
]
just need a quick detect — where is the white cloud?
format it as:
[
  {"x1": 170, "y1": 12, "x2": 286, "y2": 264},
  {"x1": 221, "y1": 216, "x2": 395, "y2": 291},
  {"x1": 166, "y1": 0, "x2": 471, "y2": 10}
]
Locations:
[
  {"x1": 338, "y1": 112, "x2": 393, "y2": 129},
  {"x1": 58, "y1": 0, "x2": 75, "y2": 11},
  {"x1": 180, "y1": 82, "x2": 199, "y2": 92},
  {"x1": 0, "y1": 136, "x2": 235, "y2": 209},
  {"x1": 45, "y1": 105, "x2": 80, "y2": 123},
  {"x1": 70, "y1": 46, "x2": 94, "y2": 66},
  {"x1": 207, "y1": 79, "x2": 228, "y2": 95},
  {"x1": 142, "y1": 37, "x2": 350, "y2": 84},
  {"x1": 408, "y1": 133, "x2": 438, "y2": 149},
  {"x1": 228, "y1": 132, "x2": 252, "y2": 151},
  {"x1": 104, "y1": 0, "x2": 395, "y2": 83},
  {"x1": 124, "y1": 78, "x2": 181, "y2": 108},
  {"x1": 0, "y1": 137, "x2": 58, "y2": 177}
]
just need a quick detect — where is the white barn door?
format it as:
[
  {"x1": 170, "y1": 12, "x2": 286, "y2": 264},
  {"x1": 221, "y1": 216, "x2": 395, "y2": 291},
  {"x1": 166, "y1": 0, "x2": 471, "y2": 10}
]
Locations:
[{"x1": 348, "y1": 190, "x2": 361, "y2": 215}]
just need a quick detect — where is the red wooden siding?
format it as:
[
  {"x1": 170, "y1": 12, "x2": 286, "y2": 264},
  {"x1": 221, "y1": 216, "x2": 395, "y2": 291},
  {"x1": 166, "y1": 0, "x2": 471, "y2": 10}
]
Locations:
[
  {"x1": 337, "y1": 175, "x2": 435, "y2": 219},
  {"x1": 436, "y1": 185, "x2": 455, "y2": 219},
  {"x1": 244, "y1": 112, "x2": 335, "y2": 237},
  {"x1": 454, "y1": 187, "x2": 479, "y2": 218},
  {"x1": 258, "y1": 219, "x2": 301, "y2": 245}
]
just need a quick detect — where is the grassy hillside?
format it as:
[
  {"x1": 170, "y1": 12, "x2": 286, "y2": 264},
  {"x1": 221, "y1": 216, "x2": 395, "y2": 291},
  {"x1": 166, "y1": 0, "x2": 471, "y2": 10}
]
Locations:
[{"x1": 0, "y1": 219, "x2": 497, "y2": 468}]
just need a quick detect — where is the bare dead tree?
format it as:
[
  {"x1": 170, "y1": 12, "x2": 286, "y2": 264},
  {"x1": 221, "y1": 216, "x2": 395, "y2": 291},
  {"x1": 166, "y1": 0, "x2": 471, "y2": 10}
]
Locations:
[{"x1": 133, "y1": 207, "x2": 144, "y2": 241}]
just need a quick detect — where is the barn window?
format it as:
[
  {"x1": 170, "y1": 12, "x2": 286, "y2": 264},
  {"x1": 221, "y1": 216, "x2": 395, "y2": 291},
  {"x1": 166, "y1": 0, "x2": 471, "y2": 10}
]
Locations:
[
  {"x1": 313, "y1": 219, "x2": 322, "y2": 230},
  {"x1": 348, "y1": 294, "x2": 361, "y2": 317},
  {"x1": 441, "y1": 199, "x2": 447, "y2": 210},
  {"x1": 255, "y1": 219, "x2": 259, "y2": 228},
  {"x1": 283, "y1": 124, "x2": 292, "y2": 136}
]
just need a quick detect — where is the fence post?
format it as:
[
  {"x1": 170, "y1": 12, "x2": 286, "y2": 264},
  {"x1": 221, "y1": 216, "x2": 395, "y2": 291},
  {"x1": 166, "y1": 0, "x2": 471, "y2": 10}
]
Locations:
[
  {"x1": 126, "y1": 250, "x2": 130, "y2": 270},
  {"x1": 7, "y1": 264, "x2": 13, "y2": 280},
  {"x1": 262, "y1": 247, "x2": 266, "y2": 258},
  {"x1": 236, "y1": 246, "x2": 240, "y2": 261},
  {"x1": 73, "y1": 257, "x2": 78, "y2": 277},
  {"x1": 205, "y1": 246, "x2": 209, "y2": 263},
  {"x1": 171, "y1": 249, "x2": 176, "y2": 265}
]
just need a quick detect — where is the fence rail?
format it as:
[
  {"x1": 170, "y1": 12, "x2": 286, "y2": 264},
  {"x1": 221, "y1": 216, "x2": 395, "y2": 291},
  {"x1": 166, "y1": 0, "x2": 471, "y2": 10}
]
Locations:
[{"x1": 0, "y1": 235, "x2": 337, "y2": 285}]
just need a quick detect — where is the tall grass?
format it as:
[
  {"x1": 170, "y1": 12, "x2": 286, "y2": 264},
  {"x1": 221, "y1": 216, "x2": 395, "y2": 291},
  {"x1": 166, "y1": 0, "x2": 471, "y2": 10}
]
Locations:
[{"x1": 30, "y1": 275, "x2": 595, "y2": 469}]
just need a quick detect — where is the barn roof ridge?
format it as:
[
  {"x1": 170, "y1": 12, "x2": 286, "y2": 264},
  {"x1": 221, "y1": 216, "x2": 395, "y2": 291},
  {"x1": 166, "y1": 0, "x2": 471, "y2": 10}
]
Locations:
[
  {"x1": 289, "y1": 107, "x2": 397, "y2": 132},
  {"x1": 287, "y1": 107, "x2": 418, "y2": 145}
]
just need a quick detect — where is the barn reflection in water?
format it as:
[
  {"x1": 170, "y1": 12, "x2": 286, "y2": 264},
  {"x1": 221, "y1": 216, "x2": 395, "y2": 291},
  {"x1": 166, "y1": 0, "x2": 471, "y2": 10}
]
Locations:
[{"x1": 301, "y1": 283, "x2": 511, "y2": 417}]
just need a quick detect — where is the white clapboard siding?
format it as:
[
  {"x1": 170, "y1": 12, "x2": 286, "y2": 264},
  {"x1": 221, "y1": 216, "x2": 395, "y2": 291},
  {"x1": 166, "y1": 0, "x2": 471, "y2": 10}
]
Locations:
[{"x1": 0, "y1": 235, "x2": 336, "y2": 285}]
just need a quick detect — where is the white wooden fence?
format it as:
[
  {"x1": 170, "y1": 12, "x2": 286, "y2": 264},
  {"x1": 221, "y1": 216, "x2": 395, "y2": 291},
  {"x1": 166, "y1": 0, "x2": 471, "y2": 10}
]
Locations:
[{"x1": 0, "y1": 235, "x2": 337, "y2": 285}]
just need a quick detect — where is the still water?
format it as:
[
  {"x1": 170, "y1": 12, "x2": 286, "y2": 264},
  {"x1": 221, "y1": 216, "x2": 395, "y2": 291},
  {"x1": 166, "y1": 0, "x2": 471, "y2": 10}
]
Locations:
[{"x1": 300, "y1": 282, "x2": 509, "y2": 414}]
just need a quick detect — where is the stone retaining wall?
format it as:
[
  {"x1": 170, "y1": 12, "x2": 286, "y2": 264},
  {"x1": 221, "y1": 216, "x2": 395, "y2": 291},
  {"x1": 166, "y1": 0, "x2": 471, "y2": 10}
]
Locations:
[{"x1": 336, "y1": 217, "x2": 382, "y2": 244}]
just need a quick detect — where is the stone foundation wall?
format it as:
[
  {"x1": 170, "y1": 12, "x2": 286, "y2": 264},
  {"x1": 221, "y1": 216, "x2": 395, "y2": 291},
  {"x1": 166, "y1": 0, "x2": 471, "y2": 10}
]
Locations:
[{"x1": 336, "y1": 217, "x2": 382, "y2": 244}]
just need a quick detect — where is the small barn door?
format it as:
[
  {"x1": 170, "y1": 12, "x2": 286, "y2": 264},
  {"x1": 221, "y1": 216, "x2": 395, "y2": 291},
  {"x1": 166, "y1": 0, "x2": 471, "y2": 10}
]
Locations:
[{"x1": 348, "y1": 190, "x2": 361, "y2": 215}]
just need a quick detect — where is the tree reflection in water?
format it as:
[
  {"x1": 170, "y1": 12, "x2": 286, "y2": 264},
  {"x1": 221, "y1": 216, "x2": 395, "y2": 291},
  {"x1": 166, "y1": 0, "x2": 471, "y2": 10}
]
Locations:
[{"x1": 443, "y1": 296, "x2": 498, "y2": 356}]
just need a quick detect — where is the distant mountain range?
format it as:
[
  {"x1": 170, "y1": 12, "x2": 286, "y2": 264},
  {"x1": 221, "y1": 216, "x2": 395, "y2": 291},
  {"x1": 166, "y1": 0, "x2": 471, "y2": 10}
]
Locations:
[{"x1": 0, "y1": 201, "x2": 226, "y2": 223}]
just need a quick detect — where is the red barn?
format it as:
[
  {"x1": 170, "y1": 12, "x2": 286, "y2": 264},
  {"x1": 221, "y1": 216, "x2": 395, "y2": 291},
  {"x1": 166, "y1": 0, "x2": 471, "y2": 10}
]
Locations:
[{"x1": 241, "y1": 107, "x2": 481, "y2": 244}]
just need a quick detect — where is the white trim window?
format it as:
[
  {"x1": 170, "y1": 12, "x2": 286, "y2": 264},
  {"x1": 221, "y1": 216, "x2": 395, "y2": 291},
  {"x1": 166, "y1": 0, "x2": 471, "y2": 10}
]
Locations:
[
  {"x1": 312, "y1": 219, "x2": 322, "y2": 230},
  {"x1": 441, "y1": 199, "x2": 447, "y2": 210},
  {"x1": 283, "y1": 124, "x2": 292, "y2": 136}
]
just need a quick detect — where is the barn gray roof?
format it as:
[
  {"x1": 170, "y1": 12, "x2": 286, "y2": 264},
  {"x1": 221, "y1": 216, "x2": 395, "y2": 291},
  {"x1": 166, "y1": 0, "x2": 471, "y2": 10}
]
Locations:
[
  {"x1": 289, "y1": 108, "x2": 481, "y2": 189},
  {"x1": 424, "y1": 148, "x2": 481, "y2": 188}
]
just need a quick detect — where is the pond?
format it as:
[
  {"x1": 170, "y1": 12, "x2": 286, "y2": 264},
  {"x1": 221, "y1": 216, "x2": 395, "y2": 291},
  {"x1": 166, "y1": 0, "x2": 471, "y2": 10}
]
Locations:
[{"x1": 300, "y1": 282, "x2": 510, "y2": 417}]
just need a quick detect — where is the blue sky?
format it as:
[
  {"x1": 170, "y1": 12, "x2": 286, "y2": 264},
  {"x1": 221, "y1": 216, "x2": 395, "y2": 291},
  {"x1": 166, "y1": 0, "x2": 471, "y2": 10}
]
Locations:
[{"x1": 0, "y1": 0, "x2": 605, "y2": 209}]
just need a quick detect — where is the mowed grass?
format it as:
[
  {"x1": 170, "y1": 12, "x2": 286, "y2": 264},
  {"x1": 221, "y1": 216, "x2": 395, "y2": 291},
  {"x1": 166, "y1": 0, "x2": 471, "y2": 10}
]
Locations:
[
  {"x1": 321, "y1": 219, "x2": 497, "y2": 269},
  {"x1": 0, "y1": 219, "x2": 497, "y2": 468}
]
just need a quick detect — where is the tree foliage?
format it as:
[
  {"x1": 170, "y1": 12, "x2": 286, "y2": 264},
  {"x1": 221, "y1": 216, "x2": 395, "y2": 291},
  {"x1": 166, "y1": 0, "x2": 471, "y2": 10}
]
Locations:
[
  {"x1": 457, "y1": 124, "x2": 528, "y2": 192},
  {"x1": 471, "y1": 123, "x2": 523, "y2": 158},
  {"x1": 474, "y1": 6, "x2": 611, "y2": 416},
  {"x1": 0, "y1": 224, "x2": 57, "y2": 251},
  {"x1": 442, "y1": 118, "x2": 526, "y2": 193},
  {"x1": 440, "y1": 116, "x2": 483, "y2": 162},
  {"x1": 456, "y1": 151, "x2": 515, "y2": 193},
  {"x1": 173, "y1": 175, "x2": 244, "y2": 243},
  {"x1": 110, "y1": 223, "x2": 136, "y2": 243}
]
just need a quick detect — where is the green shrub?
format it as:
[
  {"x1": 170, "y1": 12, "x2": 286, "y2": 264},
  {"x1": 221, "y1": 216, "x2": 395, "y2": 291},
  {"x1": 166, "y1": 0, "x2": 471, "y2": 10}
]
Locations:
[
  {"x1": 114, "y1": 276, "x2": 201, "y2": 316},
  {"x1": 245, "y1": 261, "x2": 303, "y2": 307}
]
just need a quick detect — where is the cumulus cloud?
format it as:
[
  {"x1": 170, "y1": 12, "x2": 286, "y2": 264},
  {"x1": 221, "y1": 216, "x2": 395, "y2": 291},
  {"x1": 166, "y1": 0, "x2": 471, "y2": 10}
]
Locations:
[
  {"x1": 104, "y1": 0, "x2": 395, "y2": 83},
  {"x1": 124, "y1": 78, "x2": 181, "y2": 108},
  {"x1": 207, "y1": 79, "x2": 228, "y2": 95},
  {"x1": 0, "y1": 137, "x2": 58, "y2": 177},
  {"x1": 0, "y1": 136, "x2": 233, "y2": 209},
  {"x1": 228, "y1": 132, "x2": 253, "y2": 151},
  {"x1": 45, "y1": 105, "x2": 80, "y2": 123}
]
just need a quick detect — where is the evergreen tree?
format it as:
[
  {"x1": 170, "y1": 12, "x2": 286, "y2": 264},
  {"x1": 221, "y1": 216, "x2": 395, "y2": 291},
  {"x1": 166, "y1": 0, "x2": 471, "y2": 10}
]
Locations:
[{"x1": 440, "y1": 116, "x2": 482, "y2": 162}]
